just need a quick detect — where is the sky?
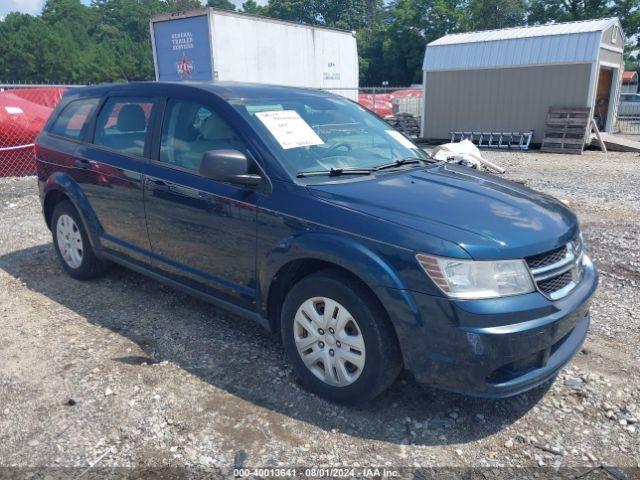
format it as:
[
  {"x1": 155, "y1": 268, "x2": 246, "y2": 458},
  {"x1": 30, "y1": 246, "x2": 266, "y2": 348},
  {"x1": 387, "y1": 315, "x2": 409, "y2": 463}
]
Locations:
[{"x1": 0, "y1": 0, "x2": 266, "y2": 20}]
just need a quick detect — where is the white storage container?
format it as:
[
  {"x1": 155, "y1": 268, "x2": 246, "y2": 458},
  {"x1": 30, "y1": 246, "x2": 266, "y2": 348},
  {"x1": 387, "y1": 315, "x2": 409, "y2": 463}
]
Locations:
[{"x1": 150, "y1": 8, "x2": 359, "y2": 100}]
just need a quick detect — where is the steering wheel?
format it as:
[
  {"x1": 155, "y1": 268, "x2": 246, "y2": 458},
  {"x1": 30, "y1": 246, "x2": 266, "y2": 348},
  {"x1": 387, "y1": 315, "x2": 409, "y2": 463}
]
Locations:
[{"x1": 324, "y1": 142, "x2": 352, "y2": 157}]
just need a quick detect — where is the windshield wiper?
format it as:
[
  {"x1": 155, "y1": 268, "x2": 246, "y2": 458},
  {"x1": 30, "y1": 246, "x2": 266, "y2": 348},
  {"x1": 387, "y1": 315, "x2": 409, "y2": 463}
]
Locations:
[
  {"x1": 374, "y1": 157, "x2": 434, "y2": 171},
  {"x1": 296, "y1": 167, "x2": 373, "y2": 178}
]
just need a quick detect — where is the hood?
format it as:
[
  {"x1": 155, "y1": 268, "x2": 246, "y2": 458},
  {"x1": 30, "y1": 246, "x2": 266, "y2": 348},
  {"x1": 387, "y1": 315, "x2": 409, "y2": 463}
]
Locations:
[{"x1": 308, "y1": 164, "x2": 578, "y2": 259}]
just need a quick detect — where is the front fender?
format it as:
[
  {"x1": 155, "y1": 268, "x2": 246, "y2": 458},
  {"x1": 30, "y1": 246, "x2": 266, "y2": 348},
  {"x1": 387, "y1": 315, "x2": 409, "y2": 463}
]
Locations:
[
  {"x1": 259, "y1": 231, "x2": 423, "y2": 331},
  {"x1": 41, "y1": 172, "x2": 103, "y2": 249}
]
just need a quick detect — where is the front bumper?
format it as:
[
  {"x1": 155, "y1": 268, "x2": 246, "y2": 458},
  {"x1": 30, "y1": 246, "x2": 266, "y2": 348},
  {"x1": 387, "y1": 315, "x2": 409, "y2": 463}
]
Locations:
[{"x1": 383, "y1": 257, "x2": 598, "y2": 398}]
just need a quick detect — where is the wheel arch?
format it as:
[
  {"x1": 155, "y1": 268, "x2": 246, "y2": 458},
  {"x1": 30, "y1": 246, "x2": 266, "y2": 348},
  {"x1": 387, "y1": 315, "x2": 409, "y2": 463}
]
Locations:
[
  {"x1": 42, "y1": 172, "x2": 102, "y2": 248},
  {"x1": 260, "y1": 233, "x2": 417, "y2": 338}
]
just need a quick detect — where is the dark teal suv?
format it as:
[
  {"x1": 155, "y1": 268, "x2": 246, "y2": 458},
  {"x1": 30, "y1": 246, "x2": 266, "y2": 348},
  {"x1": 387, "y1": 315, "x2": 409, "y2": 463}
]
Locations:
[{"x1": 36, "y1": 82, "x2": 598, "y2": 403}]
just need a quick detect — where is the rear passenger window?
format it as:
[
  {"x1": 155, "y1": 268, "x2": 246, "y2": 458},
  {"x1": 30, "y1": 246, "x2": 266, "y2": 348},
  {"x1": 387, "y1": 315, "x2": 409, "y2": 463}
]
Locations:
[
  {"x1": 159, "y1": 99, "x2": 247, "y2": 172},
  {"x1": 93, "y1": 97, "x2": 153, "y2": 157},
  {"x1": 50, "y1": 98, "x2": 100, "y2": 140}
]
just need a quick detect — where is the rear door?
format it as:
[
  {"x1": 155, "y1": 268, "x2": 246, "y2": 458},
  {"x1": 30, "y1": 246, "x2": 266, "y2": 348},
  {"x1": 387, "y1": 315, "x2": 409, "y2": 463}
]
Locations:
[
  {"x1": 74, "y1": 96, "x2": 159, "y2": 266},
  {"x1": 143, "y1": 96, "x2": 260, "y2": 310}
]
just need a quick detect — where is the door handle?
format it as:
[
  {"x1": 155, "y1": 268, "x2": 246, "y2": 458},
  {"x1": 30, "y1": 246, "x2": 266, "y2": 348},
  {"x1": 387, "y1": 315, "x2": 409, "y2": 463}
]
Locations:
[
  {"x1": 74, "y1": 159, "x2": 91, "y2": 169},
  {"x1": 147, "y1": 178, "x2": 170, "y2": 192},
  {"x1": 198, "y1": 191, "x2": 218, "y2": 205}
]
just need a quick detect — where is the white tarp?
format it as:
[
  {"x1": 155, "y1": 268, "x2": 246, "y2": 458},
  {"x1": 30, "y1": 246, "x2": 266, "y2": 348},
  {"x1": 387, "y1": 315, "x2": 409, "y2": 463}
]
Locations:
[{"x1": 432, "y1": 139, "x2": 505, "y2": 173}]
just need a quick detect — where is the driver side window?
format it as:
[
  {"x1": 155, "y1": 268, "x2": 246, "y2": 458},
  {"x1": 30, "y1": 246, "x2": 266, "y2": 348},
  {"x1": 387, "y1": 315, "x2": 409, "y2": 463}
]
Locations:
[{"x1": 159, "y1": 99, "x2": 247, "y2": 172}]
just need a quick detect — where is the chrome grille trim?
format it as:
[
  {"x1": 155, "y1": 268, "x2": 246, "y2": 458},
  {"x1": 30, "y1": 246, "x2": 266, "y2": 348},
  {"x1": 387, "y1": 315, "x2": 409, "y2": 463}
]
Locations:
[
  {"x1": 529, "y1": 248, "x2": 575, "y2": 278},
  {"x1": 526, "y1": 237, "x2": 584, "y2": 300}
]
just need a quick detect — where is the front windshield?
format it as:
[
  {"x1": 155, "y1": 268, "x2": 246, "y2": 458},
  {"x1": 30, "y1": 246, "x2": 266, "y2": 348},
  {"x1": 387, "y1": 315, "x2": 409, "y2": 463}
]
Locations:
[{"x1": 230, "y1": 94, "x2": 430, "y2": 179}]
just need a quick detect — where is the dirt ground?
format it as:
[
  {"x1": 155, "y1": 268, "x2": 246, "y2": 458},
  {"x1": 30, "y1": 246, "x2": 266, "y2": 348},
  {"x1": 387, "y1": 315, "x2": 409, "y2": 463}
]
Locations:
[{"x1": 0, "y1": 149, "x2": 639, "y2": 478}]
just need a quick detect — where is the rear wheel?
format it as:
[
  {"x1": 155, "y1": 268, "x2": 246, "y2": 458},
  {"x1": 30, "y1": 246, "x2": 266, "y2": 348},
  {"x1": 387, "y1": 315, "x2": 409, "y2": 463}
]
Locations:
[
  {"x1": 52, "y1": 201, "x2": 108, "y2": 280},
  {"x1": 281, "y1": 270, "x2": 402, "y2": 404}
]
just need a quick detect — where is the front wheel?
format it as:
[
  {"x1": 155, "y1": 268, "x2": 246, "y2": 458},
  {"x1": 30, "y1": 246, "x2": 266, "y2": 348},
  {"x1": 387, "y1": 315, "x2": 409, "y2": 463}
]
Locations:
[{"x1": 281, "y1": 270, "x2": 402, "y2": 404}]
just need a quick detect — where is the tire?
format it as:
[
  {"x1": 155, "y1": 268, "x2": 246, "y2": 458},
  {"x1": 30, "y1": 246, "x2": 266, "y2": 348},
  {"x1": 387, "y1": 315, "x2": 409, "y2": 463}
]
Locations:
[
  {"x1": 51, "y1": 200, "x2": 108, "y2": 280},
  {"x1": 281, "y1": 269, "x2": 402, "y2": 404}
]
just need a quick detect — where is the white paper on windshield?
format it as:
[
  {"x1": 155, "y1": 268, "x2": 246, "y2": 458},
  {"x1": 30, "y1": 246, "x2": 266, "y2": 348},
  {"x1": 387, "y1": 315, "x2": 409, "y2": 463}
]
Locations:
[
  {"x1": 255, "y1": 110, "x2": 324, "y2": 150},
  {"x1": 386, "y1": 130, "x2": 416, "y2": 149},
  {"x1": 4, "y1": 106, "x2": 23, "y2": 115}
]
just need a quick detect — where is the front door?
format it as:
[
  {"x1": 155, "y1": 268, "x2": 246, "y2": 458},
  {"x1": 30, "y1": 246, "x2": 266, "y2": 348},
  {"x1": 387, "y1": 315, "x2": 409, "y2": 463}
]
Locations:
[{"x1": 143, "y1": 98, "x2": 259, "y2": 310}]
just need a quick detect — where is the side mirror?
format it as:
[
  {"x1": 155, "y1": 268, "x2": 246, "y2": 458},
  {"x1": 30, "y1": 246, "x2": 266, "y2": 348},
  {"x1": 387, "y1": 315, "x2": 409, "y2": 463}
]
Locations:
[{"x1": 199, "y1": 149, "x2": 262, "y2": 187}]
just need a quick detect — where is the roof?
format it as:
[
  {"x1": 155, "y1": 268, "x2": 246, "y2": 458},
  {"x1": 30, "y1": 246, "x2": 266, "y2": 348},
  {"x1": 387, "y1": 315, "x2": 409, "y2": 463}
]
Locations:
[
  {"x1": 623, "y1": 71, "x2": 638, "y2": 83},
  {"x1": 424, "y1": 17, "x2": 623, "y2": 72},
  {"x1": 429, "y1": 18, "x2": 619, "y2": 46},
  {"x1": 150, "y1": 8, "x2": 354, "y2": 36},
  {"x1": 65, "y1": 81, "x2": 334, "y2": 101}
]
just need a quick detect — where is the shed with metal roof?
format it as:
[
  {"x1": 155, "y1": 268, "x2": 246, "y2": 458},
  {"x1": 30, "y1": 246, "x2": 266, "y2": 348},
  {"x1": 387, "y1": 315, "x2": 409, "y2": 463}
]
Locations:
[
  {"x1": 622, "y1": 71, "x2": 638, "y2": 93},
  {"x1": 421, "y1": 18, "x2": 625, "y2": 143}
]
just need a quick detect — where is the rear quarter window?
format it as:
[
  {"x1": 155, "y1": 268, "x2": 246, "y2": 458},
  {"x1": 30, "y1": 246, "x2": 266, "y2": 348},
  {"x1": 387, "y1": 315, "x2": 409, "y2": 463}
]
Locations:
[
  {"x1": 49, "y1": 98, "x2": 100, "y2": 140},
  {"x1": 93, "y1": 97, "x2": 154, "y2": 157}
]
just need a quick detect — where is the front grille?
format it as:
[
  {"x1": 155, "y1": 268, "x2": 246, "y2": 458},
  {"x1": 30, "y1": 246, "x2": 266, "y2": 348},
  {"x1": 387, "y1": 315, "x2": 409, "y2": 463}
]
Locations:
[
  {"x1": 526, "y1": 246, "x2": 567, "y2": 270},
  {"x1": 526, "y1": 236, "x2": 584, "y2": 300},
  {"x1": 538, "y1": 270, "x2": 573, "y2": 295}
]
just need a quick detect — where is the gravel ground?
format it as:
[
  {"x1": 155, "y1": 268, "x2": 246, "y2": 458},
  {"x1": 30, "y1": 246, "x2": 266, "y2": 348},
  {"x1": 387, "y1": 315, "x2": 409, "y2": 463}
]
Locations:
[{"x1": 0, "y1": 150, "x2": 639, "y2": 478}]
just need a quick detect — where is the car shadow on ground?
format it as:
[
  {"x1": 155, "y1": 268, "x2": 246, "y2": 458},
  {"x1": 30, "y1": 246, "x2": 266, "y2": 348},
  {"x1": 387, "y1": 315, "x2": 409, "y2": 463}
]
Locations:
[{"x1": 0, "y1": 244, "x2": 552, "y2": 446}]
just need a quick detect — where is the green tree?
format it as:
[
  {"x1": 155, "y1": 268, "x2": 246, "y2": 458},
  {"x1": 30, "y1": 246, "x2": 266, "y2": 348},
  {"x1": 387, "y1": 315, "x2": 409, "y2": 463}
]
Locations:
[
  {"x1": 207, "y1": 0, "x2": 236, "y2": 10},
  {"x1": 528, "y1": 0, "x2": 609, "y2": 24},
  {"x1": 370, "y1": 0, "x2": 465, "y2": 85},
  {"x1": 242, "y1": 0, "x2": 267, "y2": 14},
  {"x1": 464, "y1": 0, "x2": 527, "y2": 30},
  {"x1": 265, "y1": 0, "x2": 374, "y2": 30}
]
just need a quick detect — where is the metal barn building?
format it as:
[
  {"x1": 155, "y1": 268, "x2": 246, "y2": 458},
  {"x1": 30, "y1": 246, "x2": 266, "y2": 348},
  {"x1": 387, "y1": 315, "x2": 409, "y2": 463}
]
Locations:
[
  {"x1": 622, "y1": 71, "x2": 639, "y2": 93},
  {"x1": 421, "y1": 18, "x2": 625, "y2": 143}
]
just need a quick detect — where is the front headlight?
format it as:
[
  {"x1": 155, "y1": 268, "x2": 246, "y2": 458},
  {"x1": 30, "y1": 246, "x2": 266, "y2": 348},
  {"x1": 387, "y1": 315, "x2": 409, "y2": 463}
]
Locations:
[{"x1": 416, "y1": 254, "x2": 535, "y2": 299}]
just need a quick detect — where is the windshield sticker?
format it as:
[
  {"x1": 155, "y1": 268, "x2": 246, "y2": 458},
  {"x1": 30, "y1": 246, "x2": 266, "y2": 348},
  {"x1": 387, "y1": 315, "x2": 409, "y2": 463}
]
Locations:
[
  {"x1": 255, "y1": 110, "x2": 324, "y2": 150},
  {"x1": 386, "y1": 130, "x2": 416, "y2": 150}
]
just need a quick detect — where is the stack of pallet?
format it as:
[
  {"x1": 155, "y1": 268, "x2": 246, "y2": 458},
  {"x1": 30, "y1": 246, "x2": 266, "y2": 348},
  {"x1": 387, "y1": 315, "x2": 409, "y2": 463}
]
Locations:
[
  {"x1": 385, "y1": 113, "x2": 421, "y2": 139},
  {"x1": 541, "y1": 107, "x2": 590, "y2": 154}
]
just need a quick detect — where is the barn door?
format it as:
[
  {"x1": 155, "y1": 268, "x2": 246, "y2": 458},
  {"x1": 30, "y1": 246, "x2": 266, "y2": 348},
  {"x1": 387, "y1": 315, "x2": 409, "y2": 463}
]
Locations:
[{"x1": 595, "y1": 68, "x2": 613, "y2": 130}]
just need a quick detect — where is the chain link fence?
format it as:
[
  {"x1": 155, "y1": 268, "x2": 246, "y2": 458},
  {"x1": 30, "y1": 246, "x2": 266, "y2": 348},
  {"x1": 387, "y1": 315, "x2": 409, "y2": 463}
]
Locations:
[
  {"x1": 0, "y1": 85, "x2": 72, "y2": 177},
  {"x1": 326, "y1": 86, "x2": 423, "y2": 139},
  {"x1": 616, "y1": 115, "x2": 640, "y2": 135}
]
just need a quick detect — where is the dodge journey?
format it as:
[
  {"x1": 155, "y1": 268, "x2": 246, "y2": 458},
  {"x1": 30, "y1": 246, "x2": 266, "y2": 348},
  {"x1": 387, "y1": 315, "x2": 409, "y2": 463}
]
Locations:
[{"x1": 36, "y1": 82, "x2": 598, "y2": 403}]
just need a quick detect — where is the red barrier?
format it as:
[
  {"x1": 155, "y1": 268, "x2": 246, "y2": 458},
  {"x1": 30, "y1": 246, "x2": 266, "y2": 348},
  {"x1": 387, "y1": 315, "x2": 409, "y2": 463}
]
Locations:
[
  {"x1": 357, "y1": 88, "x2": 422, "y2": 117},
  {"x1": 0, "y1": 88, "x2": 67, "y2": 177}
]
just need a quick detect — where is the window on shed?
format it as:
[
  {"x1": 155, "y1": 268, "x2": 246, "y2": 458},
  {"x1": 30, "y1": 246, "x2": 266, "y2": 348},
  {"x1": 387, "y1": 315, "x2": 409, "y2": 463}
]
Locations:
[{"x1": 612, "y1": 26, "x2": 618, "y2": 44}]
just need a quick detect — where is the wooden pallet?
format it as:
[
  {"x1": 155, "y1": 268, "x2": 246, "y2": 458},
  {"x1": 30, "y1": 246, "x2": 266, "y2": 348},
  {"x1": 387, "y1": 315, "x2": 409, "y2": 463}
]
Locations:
[
  {"x1": 386, "y1": 113, "x2": 420, "y2": 138},
  {"x1": 541, "y1": 107, "x2": 590, "y2": 154}
]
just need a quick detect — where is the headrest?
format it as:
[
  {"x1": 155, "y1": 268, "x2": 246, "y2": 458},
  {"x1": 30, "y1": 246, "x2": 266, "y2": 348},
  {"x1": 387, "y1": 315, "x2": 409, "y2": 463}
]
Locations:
[
  {"x1": 200, "y1": 114, "x2": 235, "y2": 141},
  {"x1": 117, "y1": 104, "x2": 146, "y2": 132}
]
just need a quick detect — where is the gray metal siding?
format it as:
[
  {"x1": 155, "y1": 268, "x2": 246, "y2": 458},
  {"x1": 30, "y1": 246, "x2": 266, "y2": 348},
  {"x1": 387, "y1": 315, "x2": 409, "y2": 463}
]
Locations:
[
  {"x1": 599, "y1": 47, "x2": 623, "y2": 66},
  {"x1": 423, "y1": 63, "x2": 592, "y2": 142},
  {"x1": 423, "y1": 32, "x2": 599, "y2": 71},
  {"x1": 600, "y1": 24, "x2": 623, "y2": 49}
]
